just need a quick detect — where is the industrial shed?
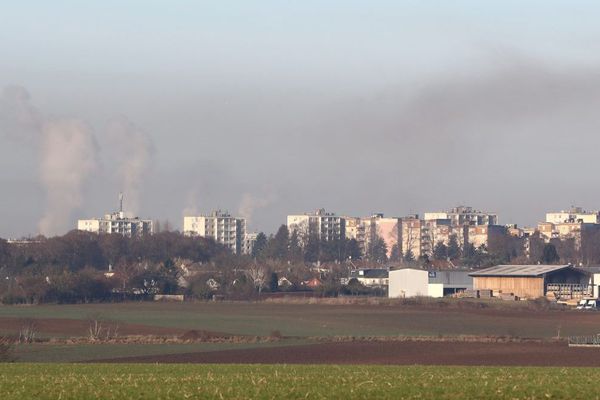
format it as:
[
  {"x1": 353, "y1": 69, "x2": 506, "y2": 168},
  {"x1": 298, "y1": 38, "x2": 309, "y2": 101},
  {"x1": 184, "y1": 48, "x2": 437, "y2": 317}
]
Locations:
[
  {"x1": 470, "y1": 265, "x2": 591, "y2": 300},
  {"x1": 388, "y1": 268, "x2": 473, "y2": 298}
]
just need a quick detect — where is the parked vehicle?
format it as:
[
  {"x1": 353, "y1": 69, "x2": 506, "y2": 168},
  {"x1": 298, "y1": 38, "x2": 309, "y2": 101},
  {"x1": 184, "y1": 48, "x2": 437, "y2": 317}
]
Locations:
[{"x1": 576, "y1": 299, "x2": 600, "y2": 310}]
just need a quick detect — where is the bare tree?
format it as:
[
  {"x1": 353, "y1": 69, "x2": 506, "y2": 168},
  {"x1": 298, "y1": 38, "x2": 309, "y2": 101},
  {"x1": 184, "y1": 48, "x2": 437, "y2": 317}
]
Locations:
[
  {"x1": 87, "y1": 313, "x2": 104, "y2": 341},
  {"x1": 18, "y1": 319, "x2": 37, "y2": 344},
  {"x1": 246, "y1": 265, "x2": 267, "y2": 295}
]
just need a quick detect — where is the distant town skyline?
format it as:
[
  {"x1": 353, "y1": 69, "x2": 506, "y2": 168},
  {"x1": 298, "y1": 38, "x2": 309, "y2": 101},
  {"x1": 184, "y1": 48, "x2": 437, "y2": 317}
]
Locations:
[{"x1": 3, "y1": 2, "x2": 600, "y2": 237}]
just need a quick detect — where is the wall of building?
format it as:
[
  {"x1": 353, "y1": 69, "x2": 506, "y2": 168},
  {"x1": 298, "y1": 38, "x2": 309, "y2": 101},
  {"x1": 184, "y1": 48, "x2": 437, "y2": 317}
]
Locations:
[
  {"x1": 473, "y1": 276, "x2": 544, "y2": 299},
  {"x1": 428, "y1": 283, "x2": 444, "y2": 298},
  {"x1": 388, "y1": 269, "x2": 429, "y2": 298}
]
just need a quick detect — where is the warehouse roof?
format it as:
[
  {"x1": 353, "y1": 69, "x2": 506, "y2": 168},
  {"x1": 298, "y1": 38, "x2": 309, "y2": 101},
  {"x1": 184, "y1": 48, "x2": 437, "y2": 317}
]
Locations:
[
  {"x1": 469, "y1": 264, "x2": 578, "y2": 277},
  {"x1": 428, "y1": 270, "x2": 473, "y2": 287}
]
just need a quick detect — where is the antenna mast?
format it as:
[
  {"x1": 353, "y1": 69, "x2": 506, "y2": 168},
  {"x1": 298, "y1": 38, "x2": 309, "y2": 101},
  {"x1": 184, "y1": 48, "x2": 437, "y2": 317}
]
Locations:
[{"x1": 119, "y1": 192, "x2": 124, "y2": 213}]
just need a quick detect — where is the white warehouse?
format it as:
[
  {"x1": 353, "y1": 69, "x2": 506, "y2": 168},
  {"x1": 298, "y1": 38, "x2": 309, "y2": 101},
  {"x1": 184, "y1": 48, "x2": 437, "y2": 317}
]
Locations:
[{"x1": 388, "y1": 268, "x2": 473, "y2": 298}]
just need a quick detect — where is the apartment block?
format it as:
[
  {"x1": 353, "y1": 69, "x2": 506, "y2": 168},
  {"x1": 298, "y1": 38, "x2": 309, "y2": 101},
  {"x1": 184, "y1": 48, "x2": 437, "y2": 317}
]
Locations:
[
  {"x1": 546, "y1": 207, "x2": 600, "y2": 224},
  {"x1": 399, "y1": 215, "x2": 423, "y2": 259},
  {"x1": 536, "y1": 221, "x2": 600, "y2": 252},
  {"x1": 424, "y1": 206, "x2": 498, "y2": 226},
  {"x1": 363, "y1": 214, "x2": 401, "y2": 259},
  {"x1": 242, "y1": 232, "x2": 258, "y2": 255},
  {"x1": 467, "y1": 225, "x2": 507, "y2": 249},
  {"x1": 287, "y1": 209, "x2": 345, "y2": 242},
  {"x1": 78, "y1": 211, "x2": 153, "y2": 237},
  {"x1": 183, "y1": 210, "x2": 246, "y2": 254}
]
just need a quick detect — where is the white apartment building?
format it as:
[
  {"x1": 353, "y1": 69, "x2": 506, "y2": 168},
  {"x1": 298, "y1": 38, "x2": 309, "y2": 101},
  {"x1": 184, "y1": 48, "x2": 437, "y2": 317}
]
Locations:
[
  {"x1": 183, "y1": 210, "x2": 246, "y2": 254},
  {"x1": 546, "y1": 207, "x2": 600, "y2": 224},
  {"x1": 242, "y1": 232, "x2": 258, "y2": 256},
  {"x1": 78, "y1": 211, "x2": 153, "y2": 237},
  {"x1": 287, "y1": 208, "x2": 345, "y2": 242},
  {"x1": 424, "y1": 206, "x2": 498, "y2": 226}
]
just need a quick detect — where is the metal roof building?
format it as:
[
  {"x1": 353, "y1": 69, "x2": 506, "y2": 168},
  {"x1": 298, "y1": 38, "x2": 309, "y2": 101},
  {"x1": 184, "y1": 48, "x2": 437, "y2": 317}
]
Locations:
[
  {"x1": 470, "y1": 264, "x2": 574, "y2": 277},
  {"x1": 470, "y1": 264, "x2": 590, "y2": 300}
]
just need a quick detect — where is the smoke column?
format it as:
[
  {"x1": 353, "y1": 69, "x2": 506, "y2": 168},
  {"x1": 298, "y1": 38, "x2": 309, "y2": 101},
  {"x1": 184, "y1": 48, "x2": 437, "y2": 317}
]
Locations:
[
  {"x1": 38, "y1": 119, "x2": 98, "y2": 235},
  {"x1": 1, "y1": 85, "x2": 99, "y2": 236},
  {"x1": 105, "y1": 115, "x2": 153, "y2": 216}
]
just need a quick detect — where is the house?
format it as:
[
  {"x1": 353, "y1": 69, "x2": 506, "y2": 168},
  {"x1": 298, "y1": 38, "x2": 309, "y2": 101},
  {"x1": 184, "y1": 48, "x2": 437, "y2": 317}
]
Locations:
[
  {"x1": 278, "y1": 277, "x2": 293, "y2": 288},
  {"x1": 206, "y1": 278, "x2": 221, "y2": 291},
  {"x1": 388, "y1": 268, "x2": 473, "y2": 298},
  {"x1": 302, "y1": 278, "x2": 323, "y2": 289},
  {"x1": 469, "y1": 264, "x2": 591, "y2": 300},
  {"x1": 343, "y1": 269, "x2": 389, "y2": 288}
]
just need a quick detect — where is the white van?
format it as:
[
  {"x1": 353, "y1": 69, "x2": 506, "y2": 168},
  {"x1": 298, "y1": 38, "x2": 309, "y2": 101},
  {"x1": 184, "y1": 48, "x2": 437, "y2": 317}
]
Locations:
[{"x1": 576, "y1": 299, "x2": 600, "y2": 310}]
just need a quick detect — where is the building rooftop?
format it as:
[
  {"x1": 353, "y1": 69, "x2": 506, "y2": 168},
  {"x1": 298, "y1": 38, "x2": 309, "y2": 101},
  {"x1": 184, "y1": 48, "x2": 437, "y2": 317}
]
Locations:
[
  {"x1": 350, "y1": 269, "x2": 389, "y2": 279},
  {"x1": 469, "y1": 264, "x2": 575, "y2": 277},
  {"x1": 427, "y1": 270, "x2": 473, "y2": 287}
]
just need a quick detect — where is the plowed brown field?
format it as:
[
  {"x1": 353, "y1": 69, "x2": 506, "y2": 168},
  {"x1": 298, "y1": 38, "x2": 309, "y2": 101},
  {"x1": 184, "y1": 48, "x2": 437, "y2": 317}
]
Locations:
[{"x1": 96, "y1": 340, "x2": 600, "y2": 366}]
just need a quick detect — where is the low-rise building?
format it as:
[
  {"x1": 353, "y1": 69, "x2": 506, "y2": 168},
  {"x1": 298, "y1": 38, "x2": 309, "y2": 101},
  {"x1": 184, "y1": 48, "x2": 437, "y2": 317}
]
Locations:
[
  {"x1": 470, "y1": 264, "x2": 590, "y2": 300},
  {"x1": 343, "y1": 268, "x2": 389, "y2": 288},
  {"x1": 388, "y1": 268, "x2": 473, "y2": 298}
]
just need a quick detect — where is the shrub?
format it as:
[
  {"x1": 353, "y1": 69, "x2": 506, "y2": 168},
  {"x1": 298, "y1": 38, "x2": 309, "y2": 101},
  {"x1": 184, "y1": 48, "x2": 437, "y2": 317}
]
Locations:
[{"x1": 0, "y1": 337, "x2": 15, "y2": 363}]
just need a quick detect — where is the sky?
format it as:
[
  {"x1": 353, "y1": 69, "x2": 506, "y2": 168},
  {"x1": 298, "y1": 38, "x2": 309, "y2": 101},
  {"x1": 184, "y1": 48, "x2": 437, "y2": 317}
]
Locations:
[{"x1": 2, "y1": 1, "x2": 600, "y2": 237}]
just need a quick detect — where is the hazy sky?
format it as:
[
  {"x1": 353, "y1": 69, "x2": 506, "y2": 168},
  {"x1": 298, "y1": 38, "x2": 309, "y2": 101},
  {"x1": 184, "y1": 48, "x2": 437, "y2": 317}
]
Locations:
[{"x1": 2, "y1": 1, "x2": 600, "y2": 237}]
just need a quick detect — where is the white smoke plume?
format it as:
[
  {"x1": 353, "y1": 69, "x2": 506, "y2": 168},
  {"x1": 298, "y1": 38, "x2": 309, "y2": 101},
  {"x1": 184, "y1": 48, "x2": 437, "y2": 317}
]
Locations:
[
  {"x1": 238, "y1": 191, "x2": 277, "y2": 226},
  {"x1": 182, "y1": 190, "x2": 200, "y2": 217},
  {"x1": 1, "y1": 86, "x2": 98, "y2": 236},
  {"x1": 39, "y1": 119, "x2": 98, "y2": 235},
  {"x1": 105, "y1": 115, "x2": 154, "y2": 216}
]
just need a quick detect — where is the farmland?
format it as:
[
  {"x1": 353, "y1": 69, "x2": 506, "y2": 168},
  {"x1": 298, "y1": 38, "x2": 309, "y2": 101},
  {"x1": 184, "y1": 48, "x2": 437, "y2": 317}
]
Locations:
[
  {"x1": 2, "y1": 300, "x2": 599, "y2": 339},
  {"x1": 1, "y1": 299, "x2": 600, "y2": 364},
  {"x1": 2, "y1": 364, "x2": 600, "y2": 400}
]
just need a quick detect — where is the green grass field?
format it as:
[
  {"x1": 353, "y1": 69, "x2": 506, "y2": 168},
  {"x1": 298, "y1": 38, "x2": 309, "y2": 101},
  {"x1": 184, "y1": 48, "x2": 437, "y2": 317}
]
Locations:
[{"x1": 0, "y1": 364, "x2": 598, "y2": 399}]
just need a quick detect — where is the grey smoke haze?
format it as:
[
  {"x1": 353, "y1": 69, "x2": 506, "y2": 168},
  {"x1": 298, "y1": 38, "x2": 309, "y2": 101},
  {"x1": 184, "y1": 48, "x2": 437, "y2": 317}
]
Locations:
[
  {"x1": 237, "y1": 191, "x2": 278, "y2": 226},
  {"x1": 105, "y1": 116, "x2": 154, "y2": 216},
  {"x1": 3, "y1": 59, "x2": 600, "y2": 238},
  {"x1": 2, "y1": 1, "x2": 600, "y2": 237},
  {"x1": 1, "y1": 87, "x2": 99, "y2": 236},
  {"x1": 0, "y1": 87, "x2": 153, "y2": 236}
]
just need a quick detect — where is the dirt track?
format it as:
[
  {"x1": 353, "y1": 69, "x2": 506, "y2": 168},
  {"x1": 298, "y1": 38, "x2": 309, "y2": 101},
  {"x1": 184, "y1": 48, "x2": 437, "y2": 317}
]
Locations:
[{"x1": 96, "y1": 340, "x2": 600, "y2": 366}]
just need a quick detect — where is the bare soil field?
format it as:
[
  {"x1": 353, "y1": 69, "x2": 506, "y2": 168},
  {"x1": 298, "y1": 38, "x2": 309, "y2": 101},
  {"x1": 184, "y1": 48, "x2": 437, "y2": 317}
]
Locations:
[
  {"x1": 0, "y1": 317, "x2": 185, "y2": 337},
  {"x1": 97, "y1": 340, "x2": 600, "y2": 366}
]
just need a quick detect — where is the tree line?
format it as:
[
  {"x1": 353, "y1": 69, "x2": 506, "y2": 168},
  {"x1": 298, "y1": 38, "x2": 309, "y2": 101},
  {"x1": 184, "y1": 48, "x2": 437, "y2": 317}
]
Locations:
[{"x1": 2, "y1": 224, "x2": 599, "y2": 304}]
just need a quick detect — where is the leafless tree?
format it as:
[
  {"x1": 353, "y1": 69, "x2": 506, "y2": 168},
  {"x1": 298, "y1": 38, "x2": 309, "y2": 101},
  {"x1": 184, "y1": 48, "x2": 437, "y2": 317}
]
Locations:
[
  {"x1": 246, "y1": 265, "x2": 267, "y2": 295},
  {"x1": 87, "y1": 313, "x2": 104, "y2": 341},
  {"x1": 18, "y1": 319, "x2": 37, "y2": 343}
]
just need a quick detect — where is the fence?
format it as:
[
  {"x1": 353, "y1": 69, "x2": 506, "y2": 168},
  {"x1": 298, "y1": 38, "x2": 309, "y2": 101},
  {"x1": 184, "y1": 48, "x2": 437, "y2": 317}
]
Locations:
[
  {"x1": 545, "y1": 283, "x2": 592, "y2": 300},
  {"x1": 568, "y1": 335, "x2": 600, "y2": 347}
]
